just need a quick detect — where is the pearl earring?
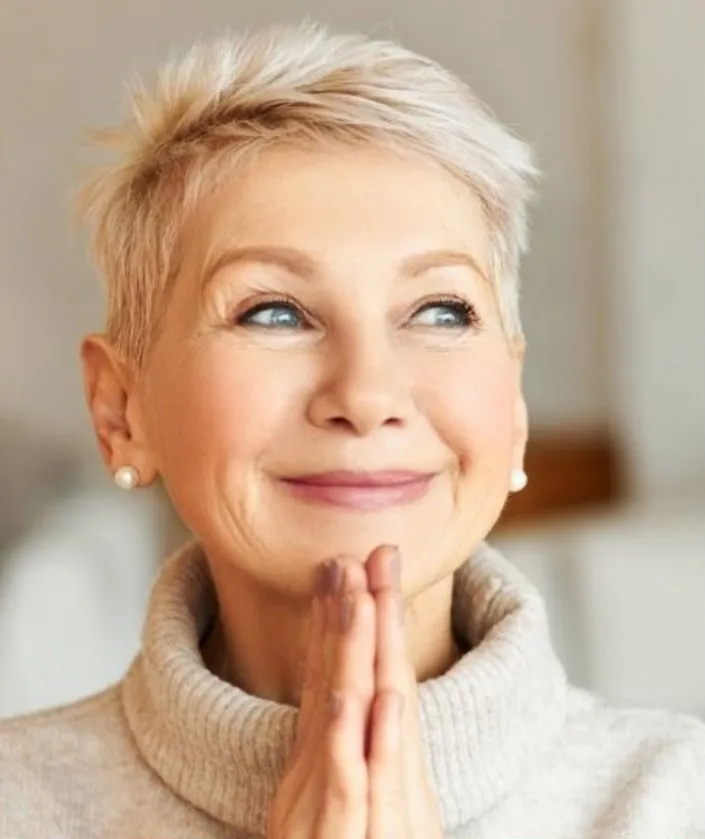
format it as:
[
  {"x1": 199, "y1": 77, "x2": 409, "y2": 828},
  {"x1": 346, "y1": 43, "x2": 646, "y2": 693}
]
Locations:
[
  {"x1": 509, "y1": 468, "x2": 528, "y2": 493},
  {"x1": 114, "y1": 465, "x2": 140, "y2": 490}
]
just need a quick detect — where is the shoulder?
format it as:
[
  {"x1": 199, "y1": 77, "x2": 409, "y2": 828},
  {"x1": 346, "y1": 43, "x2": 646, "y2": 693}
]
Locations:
[
  {"x1": 560, "y1": 686, "x2": 705, "y2": 825},
  {"x1": 0, "y1": 684, "x2": 153, "y2": 832},
  {"x1": 565, "y1": 684, "x2": 705, "y2": 754},
  {"x1": 0, "y1": 684, "x2": 135, "y2": 781},
  {"x1": 0, "y1": 683, "x2": 126, "y2": 752}
]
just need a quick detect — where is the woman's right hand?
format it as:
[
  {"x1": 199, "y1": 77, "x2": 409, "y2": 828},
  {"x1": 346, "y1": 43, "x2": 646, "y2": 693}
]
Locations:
[{"x1": 266, "y1": 556, "x2": 376, "y2": 839}]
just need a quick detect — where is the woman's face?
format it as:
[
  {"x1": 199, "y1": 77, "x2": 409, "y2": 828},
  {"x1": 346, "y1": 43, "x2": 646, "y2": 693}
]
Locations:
[{"x1": 136, "y1": 144, "x2": 527, "y2": 598}]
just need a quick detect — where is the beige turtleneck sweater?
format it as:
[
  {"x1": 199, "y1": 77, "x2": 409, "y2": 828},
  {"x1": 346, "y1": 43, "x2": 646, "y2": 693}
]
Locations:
[{"x1": 1, "y1": 540, "x2": 704, "y2": 838}]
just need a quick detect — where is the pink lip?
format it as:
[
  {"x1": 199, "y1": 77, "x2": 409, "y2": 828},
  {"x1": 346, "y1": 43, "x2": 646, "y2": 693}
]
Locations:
[{"x1": 280, "y1": 471, "x2": 436, "y2": 511}]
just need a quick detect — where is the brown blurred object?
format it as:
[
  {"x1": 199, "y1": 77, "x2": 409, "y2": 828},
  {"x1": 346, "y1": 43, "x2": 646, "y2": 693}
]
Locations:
[{"x1": 497, "y1": 430, "x2": 623, "y2": 531}]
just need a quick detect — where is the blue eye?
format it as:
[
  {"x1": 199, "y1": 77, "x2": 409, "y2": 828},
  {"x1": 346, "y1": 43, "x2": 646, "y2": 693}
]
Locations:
[
  {"x1": 234, "y1": 296, "x2": 480, "y2": 331},
  {"x1": 411, "y1": 299, "x2": 479, "y2": 328},
  {"x1": 237, "y1": 301, "x2": 307, "y2": 330}
]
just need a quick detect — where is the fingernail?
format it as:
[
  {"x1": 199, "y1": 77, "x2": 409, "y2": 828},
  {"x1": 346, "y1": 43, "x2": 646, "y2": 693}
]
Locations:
[
  {"x1": 328, "y1": 560, "x2": 343, "y2": 595},
  {"x1": 314, "y1": 562, "x2": 330, "y2": 597},
  {"x1": 315, "y1": 560, "x2": 341, "y2": 598}
]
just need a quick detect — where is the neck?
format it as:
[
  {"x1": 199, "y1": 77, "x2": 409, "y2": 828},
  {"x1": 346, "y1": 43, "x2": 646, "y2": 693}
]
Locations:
[{"x1": 201, "y1": 565, "x2": 464, "y2": 705}]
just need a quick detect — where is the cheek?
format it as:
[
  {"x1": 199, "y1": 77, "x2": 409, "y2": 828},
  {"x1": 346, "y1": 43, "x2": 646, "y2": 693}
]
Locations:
[
  {"x1": 424, "y1": 349, "x2": 517, "y2": 469},
  {"x1": 145, "y1": 346, "x2": 296, "y2": 477}
]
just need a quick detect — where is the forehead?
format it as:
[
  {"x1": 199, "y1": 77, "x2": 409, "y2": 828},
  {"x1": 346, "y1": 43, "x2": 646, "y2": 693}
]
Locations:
[{"x1": 191, "y1": 143, "x2": 491, "y2": 275}]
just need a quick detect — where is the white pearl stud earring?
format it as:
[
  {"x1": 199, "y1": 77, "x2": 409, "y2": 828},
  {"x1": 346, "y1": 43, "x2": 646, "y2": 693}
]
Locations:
[
  {"x1": 509, "y1": 468, "x2": 528, "y2": 493},
  {"x1": 114, "y1": 465, "x2": 140, "y2": 490}
]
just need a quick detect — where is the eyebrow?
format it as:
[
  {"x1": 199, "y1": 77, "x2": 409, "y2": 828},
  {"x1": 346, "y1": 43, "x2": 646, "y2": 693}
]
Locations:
[{"x1": 200, "y1": 245, "x2": 490, "y2": 292}]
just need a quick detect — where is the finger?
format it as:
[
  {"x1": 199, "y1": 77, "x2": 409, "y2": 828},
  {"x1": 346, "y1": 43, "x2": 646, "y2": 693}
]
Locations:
[
  {"x1": 366, "y1": 545, "x2": 412, "y2": 837},
  {"x1": 367, "y1": 546, "x2": 409, "y2": 713},
  {"x1": 368, "y1": 690, "x2": 404, "y2": 762},
  {"x1": 295, "y1": 558, "x2": 342, "y2": 750},
  {"x1": 328, "y1": 577, "x2": 376, "y2": 752},
  {"x1": 318, "y1": 560, "x2": 372, "y2": 836},
  {"x1": 365, "y1": 543, "x2": 402, "y2": 593},
  {"x1": 367, "y1": 691, "x2": 405, "y2": 838},
  {"x1": 297, "y1": 556, "x2": 367, "y2": 751},
  {"x1": 317, "y1": 691, "x2": 368, "y2": 837},
  {"x1": 320, "y1": 557, "x2": 369, "y2": 715}
]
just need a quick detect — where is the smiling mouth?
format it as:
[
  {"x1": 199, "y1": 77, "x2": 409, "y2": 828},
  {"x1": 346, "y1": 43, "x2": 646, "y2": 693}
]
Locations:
[{"x1": 278, "y1": 471, "x2": 437, "y2": 511}]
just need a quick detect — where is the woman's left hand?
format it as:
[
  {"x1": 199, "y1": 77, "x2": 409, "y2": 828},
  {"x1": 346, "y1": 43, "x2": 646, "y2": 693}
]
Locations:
[{"x1": 361, "y1": 544, "x2": 445, "y2": 839}]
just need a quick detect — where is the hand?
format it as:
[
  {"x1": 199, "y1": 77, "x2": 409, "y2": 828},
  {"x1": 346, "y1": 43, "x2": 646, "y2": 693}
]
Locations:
[
  {"x1": 265, "y1": 546, "x2": 444, "y2": 839},
  {"x1": 265, "y1": 554, "x2": 371, "y2": 839}
]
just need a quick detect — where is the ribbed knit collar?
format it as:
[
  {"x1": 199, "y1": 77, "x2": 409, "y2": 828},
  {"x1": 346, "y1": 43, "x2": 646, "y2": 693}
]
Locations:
[{"x1": 121, "y1": 540, "x2": 567, "y2": 836}]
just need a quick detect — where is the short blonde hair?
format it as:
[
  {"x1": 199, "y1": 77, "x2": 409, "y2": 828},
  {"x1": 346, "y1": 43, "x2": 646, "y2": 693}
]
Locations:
[{"x1": 77, "y1": 23, "x2": 537, "y2": 367}]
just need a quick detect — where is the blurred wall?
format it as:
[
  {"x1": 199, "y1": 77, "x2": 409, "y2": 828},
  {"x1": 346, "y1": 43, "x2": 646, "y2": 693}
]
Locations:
[{"x1": 604, "y1": 0, "x2": 705, "y2": 500}]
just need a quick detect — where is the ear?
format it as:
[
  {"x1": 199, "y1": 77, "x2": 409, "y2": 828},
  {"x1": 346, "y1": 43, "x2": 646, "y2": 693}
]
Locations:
[
  {"x1": 80, "y1": 333, "x2": 159, "y2": 487},
  {"x1": 512, "y1": 392, "x2": 529, "y2": 471},
  {"x1": 510, "y1": 347, "x2": 529, "y2": 471}
]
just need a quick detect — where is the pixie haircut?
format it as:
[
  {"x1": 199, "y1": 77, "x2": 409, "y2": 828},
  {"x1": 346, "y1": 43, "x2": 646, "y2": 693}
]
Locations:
[{"x1": 77, "y1": 23, "x2": 537, "y2": 367}]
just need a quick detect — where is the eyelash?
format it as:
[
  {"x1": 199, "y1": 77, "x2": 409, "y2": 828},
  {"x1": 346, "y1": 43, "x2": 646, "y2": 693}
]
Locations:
[{"x1": 233, "y1": 294, "x2": 482, "y2": 331}]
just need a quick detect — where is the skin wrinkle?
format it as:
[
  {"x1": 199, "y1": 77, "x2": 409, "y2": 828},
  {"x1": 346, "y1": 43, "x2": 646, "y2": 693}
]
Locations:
[
  {"x1": 83, "y1": 142, "x2": 528, "y2": 708},
  {"x1": 200, "y1": 244, "x2": 492, "y2": 297}
]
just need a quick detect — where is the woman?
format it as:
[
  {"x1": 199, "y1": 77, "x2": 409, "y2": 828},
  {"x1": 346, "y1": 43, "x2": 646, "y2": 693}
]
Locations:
[{"x1": 1, "y1": 23, "x2": 703, "y2": 839}]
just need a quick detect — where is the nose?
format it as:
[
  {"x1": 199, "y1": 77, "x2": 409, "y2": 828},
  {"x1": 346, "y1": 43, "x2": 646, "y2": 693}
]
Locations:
[{"x1": 306, "y1": 333, "x2": 414, "y2": 436}]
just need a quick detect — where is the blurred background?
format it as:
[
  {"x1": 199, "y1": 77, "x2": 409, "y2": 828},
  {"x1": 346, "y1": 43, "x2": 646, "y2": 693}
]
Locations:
[{"x1": 0, "y1": 0, "x2": 703, "y2": 719}]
